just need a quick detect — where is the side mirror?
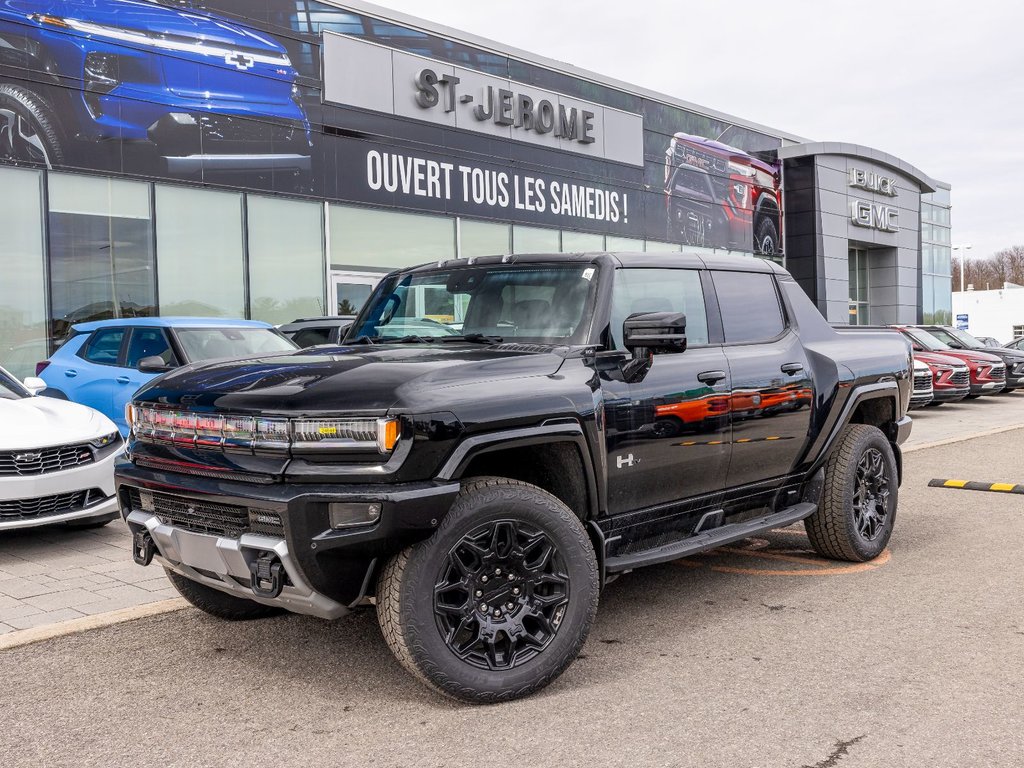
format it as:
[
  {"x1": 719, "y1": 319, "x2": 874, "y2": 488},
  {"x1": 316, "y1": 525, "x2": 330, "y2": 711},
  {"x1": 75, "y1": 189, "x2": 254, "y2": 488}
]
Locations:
[
  {"x1": 623, "y1": 312, "x2": 687, "y2": 356},
  {"x1": 22, "y1": 377, "x2": 47, "y2": 395},
  {"x1": 912, "y1": 344, "x2": 924, "y2": 352},
  {"x1": 137, "y1": 356, "x2": 172, "y2": 373}
]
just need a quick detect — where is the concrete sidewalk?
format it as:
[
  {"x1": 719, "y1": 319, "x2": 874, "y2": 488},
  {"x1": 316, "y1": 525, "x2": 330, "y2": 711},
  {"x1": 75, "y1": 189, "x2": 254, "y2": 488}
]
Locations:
[
  {"x1": 0, "y1": 523, "x2": 174, "y2": 634},
  {"x1": 3, "y1": 389, "x2": 1024, "y2": 639}
]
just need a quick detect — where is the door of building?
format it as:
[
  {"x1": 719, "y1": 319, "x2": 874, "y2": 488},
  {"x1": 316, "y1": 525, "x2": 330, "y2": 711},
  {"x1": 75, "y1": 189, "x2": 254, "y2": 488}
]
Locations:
[
  {"x1": 329, "y1": 271, "x2": 382, "y2": 316},
  {"x1": 848, "y1": 247, "x2": 870, "y2": 325}
]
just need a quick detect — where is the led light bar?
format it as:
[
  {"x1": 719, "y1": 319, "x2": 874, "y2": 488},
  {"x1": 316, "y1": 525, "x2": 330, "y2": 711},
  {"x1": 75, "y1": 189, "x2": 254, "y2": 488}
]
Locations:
[{"x1": 127, "y1": 407, "x2": 399, "y2": 454}]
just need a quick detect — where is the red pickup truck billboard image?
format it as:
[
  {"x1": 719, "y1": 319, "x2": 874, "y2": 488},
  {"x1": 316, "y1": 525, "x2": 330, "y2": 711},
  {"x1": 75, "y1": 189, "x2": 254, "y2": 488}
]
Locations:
[{"x1": 663, "y1": 132, "x2": 782, "y2": 257}]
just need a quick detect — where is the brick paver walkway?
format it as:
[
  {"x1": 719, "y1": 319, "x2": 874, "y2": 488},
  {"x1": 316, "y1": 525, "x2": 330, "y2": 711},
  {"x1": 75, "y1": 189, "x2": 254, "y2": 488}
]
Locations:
[{"x1": 0, "y1": 521, "x2": 175, "y2": 634}]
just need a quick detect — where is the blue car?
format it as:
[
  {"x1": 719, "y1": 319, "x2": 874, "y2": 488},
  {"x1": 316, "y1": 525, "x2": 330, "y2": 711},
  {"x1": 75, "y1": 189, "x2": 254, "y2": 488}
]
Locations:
[
  {"x1": 0, "y1": 0, "x2": 311, "y2": 179},
  {"x1": 38, "y1": 317, "x2": 298, "y2": 435}
]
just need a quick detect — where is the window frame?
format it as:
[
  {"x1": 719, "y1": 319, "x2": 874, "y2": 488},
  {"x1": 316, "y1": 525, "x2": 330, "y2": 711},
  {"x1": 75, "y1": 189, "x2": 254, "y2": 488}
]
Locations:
[
  {"x1": 78, "y1": 327, "x2": 130, "y2": 367},
  {"x1": 707, "y1": 269, "x2": 790, "y2": 347},
  {"x1": 125, "y1": 327, "x2": 181, "y2": 370},
  {"x1": 606, "y1": 266, "x2": 718, "y2": 350}
]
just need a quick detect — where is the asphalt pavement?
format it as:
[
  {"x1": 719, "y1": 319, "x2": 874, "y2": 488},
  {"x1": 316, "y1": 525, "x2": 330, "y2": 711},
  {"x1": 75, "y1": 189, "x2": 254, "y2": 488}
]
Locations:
[{"x1": 2, "y1": 424, "x2": 1023, "y2": 767}]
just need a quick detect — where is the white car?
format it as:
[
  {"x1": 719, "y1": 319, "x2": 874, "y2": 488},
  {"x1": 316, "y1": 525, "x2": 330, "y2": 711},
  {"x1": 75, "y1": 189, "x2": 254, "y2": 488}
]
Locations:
[{"x1": 0, "y1": 366, "x2": 122, "y2": 531}]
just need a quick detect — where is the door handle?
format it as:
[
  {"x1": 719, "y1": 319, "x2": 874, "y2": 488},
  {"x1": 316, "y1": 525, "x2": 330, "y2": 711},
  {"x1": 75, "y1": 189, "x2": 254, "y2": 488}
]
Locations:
[
  {"x1": 781, "y1": 363, "x2": 804, "y2": 375},
  {"x1": 697, "y1": 370, "x2": 727, "y2": 384},
  {"x1": 64, "y1": 369, "x2": 77, "y2": 378},
  {"x1": 116, "y1": 376, "x2": 131, "y2": 384}
]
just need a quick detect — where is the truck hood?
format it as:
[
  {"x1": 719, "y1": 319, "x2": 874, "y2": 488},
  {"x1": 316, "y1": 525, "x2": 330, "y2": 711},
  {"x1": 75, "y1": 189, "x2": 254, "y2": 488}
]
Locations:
[{"x1": 133, "y1": 344, "x2": 570, "y2": 414}]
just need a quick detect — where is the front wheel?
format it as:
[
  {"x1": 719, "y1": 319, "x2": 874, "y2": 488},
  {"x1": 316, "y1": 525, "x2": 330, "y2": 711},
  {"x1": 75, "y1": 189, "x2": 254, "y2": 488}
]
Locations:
[
  {"x1": 805, "y1": 424, "x2": 897, "y2": 562},
  {"x1": 377, "y1": 477, "x2": 599, "y2": 703},
  {"x1": 0, "y1": 85, "x2": 65, "y2": 167}
]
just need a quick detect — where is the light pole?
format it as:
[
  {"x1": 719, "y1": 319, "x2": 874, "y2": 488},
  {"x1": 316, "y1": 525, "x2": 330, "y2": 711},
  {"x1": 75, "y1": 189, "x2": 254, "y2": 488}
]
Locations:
[{"x1": 953, "y1": 244, "x2": 973, "y2": 293}]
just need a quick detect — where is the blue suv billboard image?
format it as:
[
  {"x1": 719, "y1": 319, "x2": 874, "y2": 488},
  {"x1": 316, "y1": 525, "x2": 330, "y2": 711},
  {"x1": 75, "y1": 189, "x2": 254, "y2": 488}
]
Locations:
[
  {"x1": 0, "y1": 0, "x2": 312, "y2": 186},
  {"x1": 0, "y1": 0, "x2": 783, "y2": 252}
]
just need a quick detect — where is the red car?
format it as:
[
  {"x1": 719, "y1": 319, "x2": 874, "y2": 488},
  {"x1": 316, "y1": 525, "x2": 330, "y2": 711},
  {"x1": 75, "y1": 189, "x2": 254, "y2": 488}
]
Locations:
[
  {"x1": 892, "y1": 325, "x2": 1005, "y2": 398},
  {"x1": 912, "y1": 350, "x2": 970, "y2": 404}
]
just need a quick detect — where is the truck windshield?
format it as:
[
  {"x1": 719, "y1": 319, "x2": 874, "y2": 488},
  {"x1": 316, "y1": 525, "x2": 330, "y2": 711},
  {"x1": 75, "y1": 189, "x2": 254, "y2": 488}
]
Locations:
[
  {"x1": 349, "y1": 264, "x2": 599, "y2": 344},
  {"x1": 174, "y1": 328, "x2": 297, "y2": 362}
]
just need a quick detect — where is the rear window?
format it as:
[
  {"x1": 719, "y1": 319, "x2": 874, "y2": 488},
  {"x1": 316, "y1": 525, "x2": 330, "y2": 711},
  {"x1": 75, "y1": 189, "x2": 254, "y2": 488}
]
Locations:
[
  {"x1": 81, "y1": 328, "x2": 126, "y2": 366},
  {"x1": 713, "y1": 271, "x2": 785, "y2": 344},
  {"x1": 175, "y1": 328, "x2": 296, "y2": 362},
  {"x1": 287, "y1": 327, "x2": 333, "y2": 347}
]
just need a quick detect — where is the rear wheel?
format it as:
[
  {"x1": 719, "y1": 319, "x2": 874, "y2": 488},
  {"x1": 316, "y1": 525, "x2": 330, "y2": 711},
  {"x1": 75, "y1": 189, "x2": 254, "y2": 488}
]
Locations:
[
  {"x1": 377, "y1": 477, "x2": 599, "y2": 703},
  {"x1": 0, "y1": 85, "x2": 65, "y2": 168},
  {"x1": 805, "y1": 424, "x2": 897, "y2": 562},
  {"x1": 755, "y1": 216, "x2": 779, "y2": 257},
  {"x1": 165, "y1": 568, "x2": 283, "y2": 621}
]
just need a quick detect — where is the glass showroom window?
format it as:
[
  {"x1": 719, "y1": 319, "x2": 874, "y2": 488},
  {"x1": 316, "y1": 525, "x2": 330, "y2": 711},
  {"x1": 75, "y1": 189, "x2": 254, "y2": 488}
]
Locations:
[
  {"x1": 248, "y1": 196, "x2": 326, "y2": 324},
  {"x1": 329, "y1": 205, "x2": 455, "y2": 269},
  {"x1": 848, "y1": 247, "x2": 870, "y2": 325},
  {"x1": 48, "y1": 173, "x2": 155, "y2": 341},
  {"x1": 156, "y1": 186, "x2": 245, "y2": 317},
  {"x1": 606, "y1": 235, "x2": 644, "y2": 251},
  {"x1": 512, "y1": 225, "x2": 560, "y2": 253},
  {"x1": 0, "y1": 167, "x2": 46, "y2": 377},
  {"x1": 561, "y1": 231, "x2": 604, "y2": 252},
  {"x1": 460, "y1": 219, "x2": 510, "y2": 257}
]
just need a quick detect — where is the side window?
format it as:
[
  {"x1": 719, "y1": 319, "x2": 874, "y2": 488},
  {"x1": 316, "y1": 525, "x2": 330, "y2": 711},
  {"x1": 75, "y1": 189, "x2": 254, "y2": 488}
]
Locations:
[
  {"x1": 713, "y1": 271, "x2": 786, "y2": 344},
  {"x1": 291, "y1": 327, "x2": 332, "y2": 347},
  {"x1": 80, "y1": 328, "x2": 127, "y2": 366},
  {"x1": 609, "y1": 269, "x2": 709, "y2": 349},
  {"x1": 126, "y1": 328, "x2": 179, "y2": 369}
]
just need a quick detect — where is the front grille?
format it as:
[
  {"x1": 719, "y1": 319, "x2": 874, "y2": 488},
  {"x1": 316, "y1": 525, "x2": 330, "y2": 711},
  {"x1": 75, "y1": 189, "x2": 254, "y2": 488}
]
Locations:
[
  {"x1": 951, "y1": 369, "x2": 970, "y2": 387},
  {"x1": 198, "y1": 114, "x2": 301, "y2": 145},
  {"x1": 0, "y1": 488, "x2": 104, "y2": 522},
  {"x1": 989, "y1": 363, "x2": 1006, "y2": 381},
  {"x1": 127, "y1": 487, "x2": 284, "y2": 539},
  {"x1": 672, "y1": 142, "x2": 728, "y2": 174},
  {"x1": 913, "y1": 372, "x2": 932, "y2": 393},
  {"x1": 0, "y1": 444, "x2": 94, "y2": 476}
]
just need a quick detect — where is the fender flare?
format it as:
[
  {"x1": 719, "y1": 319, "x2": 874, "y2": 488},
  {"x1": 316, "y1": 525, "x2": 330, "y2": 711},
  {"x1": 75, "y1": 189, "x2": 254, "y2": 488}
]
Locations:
[
  {"x1": 805, "y1": 381, "x2": 902, "y2": 476},
  {"x1": 436, "y1": 422, "x2": 601, "y2": 519}
]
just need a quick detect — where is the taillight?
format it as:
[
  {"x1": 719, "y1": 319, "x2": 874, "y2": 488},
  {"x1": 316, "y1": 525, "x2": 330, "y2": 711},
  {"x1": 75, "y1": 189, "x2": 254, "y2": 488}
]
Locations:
[{"x1": 35, "y1": 361, "x2": 50, "y2": 376}]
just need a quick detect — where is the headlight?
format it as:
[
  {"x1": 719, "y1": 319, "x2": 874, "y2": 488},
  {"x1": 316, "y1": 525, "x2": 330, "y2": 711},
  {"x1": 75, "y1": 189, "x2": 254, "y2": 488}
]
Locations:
[
  {"x1": 292, "y1": 418, "x2": 400, "y2": 454},
  {"x1": 90, "y1": 431, "x2": 119, "y2": 449}
]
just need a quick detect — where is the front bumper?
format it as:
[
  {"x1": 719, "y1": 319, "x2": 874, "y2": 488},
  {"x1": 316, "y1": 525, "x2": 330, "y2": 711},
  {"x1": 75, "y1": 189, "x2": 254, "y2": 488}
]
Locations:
[
  {"x1": 0, "y1": 446, "x2": 121, "y2": 531},
  {"x1": 895, "y1": 415, "x2": 913, "y2": 445},
  {"x1": 932, "y1": 386, "x2": 970, "y2": 402},
  {"x1": 126, "y1": 510, "x2": 347, "y2": 619},
  {"x1": 970, "y1": 380, "x2": 1004, "y2": 395},
  {"x1": 115, "y1": 461, "x2": 460, "y2": 610}
]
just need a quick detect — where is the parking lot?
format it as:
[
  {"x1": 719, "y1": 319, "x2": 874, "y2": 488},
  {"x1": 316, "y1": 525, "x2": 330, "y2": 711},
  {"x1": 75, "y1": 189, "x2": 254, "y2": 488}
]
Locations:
[{"x1": 0, "y1": 397, "x2": 1021, "y2": 767}]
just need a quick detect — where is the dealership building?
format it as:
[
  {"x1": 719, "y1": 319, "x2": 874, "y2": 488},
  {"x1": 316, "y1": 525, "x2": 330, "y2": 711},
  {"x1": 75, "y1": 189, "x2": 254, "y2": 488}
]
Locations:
[{"x1": 0, "y1": 0, "x2": 952, "y2": 378}]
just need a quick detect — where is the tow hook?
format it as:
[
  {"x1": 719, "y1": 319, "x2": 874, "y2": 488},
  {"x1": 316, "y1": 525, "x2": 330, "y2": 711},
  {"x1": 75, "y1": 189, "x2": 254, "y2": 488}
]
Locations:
[
  {"x1": 132, "y1": 529, "x2": 156, "y2": 566},
  {"x1": 249, "y1": 553, "x2": 285, "y2": 598}
]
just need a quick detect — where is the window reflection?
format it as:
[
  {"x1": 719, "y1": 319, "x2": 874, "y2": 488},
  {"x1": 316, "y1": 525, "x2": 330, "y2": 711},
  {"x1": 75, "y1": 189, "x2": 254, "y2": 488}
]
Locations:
[{"x1": 47, "y1": 174, "x2": 155, "y2": 342}]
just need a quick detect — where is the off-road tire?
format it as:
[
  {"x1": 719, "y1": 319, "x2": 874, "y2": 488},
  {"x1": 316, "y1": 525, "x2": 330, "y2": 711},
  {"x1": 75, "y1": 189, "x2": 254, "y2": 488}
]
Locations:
[
  {"x1": 804, "y1": 424, "x2": 897, "y2": 562},
  {"x1": 0, "y1": 84, "x2": 65, "y2": 167},
  {"x1": 377, "y1": 477, "x2": 599, "y2": 704},
  {"x1": 755, "y1": 215, "x2": 779, "y2": 257},
  {"x1": 165, "y1": 568, "x2": 283, "y2": 621}
]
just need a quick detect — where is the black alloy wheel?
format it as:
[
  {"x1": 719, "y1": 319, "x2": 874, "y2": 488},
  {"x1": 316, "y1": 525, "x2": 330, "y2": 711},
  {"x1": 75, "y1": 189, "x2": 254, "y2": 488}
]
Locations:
[
  {"x1": 805, "y1": 423, "x2": 898, "y2": 562},
  {"x1": 433, "y1": 519, "x2": 570, "y2": 671},
  {"x1": 377, "y1": 477, "x2": 598, "y2": 703},
  {"x1": 852, "y1": 448, "x2": 890, "y2": 541}
]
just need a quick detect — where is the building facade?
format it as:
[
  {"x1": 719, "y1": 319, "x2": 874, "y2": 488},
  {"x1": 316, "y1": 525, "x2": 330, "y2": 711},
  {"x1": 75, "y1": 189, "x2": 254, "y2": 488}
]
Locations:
[{"x1": 0, "y1": 0, "x2": 950, "y2": 378}]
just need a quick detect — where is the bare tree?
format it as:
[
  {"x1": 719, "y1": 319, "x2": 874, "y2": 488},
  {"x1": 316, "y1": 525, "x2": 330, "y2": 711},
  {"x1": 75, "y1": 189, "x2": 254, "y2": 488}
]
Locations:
[{"x1": 953, "y1": 245, "x2": 1024, "y2": 291}]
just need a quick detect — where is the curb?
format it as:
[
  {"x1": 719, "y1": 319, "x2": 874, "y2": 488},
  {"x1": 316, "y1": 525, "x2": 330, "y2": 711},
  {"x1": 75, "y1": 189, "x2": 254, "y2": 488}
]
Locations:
[
  {"x1": 0, "y1": 598, "x2": 188, "y2": 651},
  {"x1": 903, "y1": 422, "x2": 1024, "y2": 454}
]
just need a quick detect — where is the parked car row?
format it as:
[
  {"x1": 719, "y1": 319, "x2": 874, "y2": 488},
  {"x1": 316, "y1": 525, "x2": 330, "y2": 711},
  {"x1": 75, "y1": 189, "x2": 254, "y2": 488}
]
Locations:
[{"x1": 891, "y1": 324, "x2": 1023, "y2": 408}]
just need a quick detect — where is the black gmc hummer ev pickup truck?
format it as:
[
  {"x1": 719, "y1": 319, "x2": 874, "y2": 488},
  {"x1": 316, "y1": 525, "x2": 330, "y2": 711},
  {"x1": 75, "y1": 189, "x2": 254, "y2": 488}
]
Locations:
[{"x1": 116, "y1": 252, "x2": 913, "y2": 703}]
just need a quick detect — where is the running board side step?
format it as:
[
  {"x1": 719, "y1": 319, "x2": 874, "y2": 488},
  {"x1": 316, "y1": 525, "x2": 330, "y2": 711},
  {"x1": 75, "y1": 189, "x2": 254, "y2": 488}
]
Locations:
[{"x1": 604, "y1": 502, "x2": 817, "y2": 574}]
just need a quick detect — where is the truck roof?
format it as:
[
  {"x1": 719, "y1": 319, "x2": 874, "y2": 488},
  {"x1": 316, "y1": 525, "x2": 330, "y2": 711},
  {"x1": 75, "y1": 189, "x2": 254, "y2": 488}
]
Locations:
[{"x1": 400, "y1": 251, "x2": 786, "y2": 275}]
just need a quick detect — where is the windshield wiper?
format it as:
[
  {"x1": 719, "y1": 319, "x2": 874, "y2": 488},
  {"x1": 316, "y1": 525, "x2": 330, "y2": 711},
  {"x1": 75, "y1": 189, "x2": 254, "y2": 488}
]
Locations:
[
  {"x1": 374, "y1": 335, "x2": 437, "y2": 344},
  {"x1": 345, "y1": 335, "x2": 376, "y2": 345},
  {"x1": 437, "y1": 334, "x2": 504, "y2": 345}
]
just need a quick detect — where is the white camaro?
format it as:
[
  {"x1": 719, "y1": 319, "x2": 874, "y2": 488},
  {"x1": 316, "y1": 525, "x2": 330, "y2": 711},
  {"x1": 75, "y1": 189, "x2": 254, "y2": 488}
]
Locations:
[{"x1": 0, "y1": 366, "x2": 123, "y2": 531}]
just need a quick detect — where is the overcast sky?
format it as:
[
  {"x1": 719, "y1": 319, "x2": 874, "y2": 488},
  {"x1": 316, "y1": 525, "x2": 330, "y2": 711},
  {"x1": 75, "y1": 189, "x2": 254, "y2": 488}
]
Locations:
[{"x1": 375, "y1": 0, "x2": 1022, "y2": 260}]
